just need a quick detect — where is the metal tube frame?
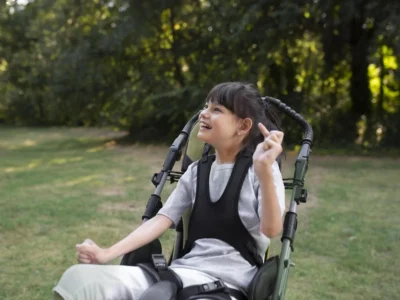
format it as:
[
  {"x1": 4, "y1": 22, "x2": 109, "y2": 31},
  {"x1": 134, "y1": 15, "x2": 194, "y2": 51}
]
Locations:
[
  {"x1": 264, "y1": 97, "x2": 313, "y2": 300},
  {"x1": 272, "y1": 149, "x2": 310, "y2": 300}
]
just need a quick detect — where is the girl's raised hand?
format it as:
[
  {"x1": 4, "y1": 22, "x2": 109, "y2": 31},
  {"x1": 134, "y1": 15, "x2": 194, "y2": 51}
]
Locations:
[
  {"x1": 76, "y1": 239, "x2": 110, "y2": 264},
  {"x1": 253, "y1": 123, "x2": 284, "y2": 178}
]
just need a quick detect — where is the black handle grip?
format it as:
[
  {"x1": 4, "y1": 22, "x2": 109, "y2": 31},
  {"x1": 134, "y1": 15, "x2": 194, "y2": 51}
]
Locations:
[{"x1": 263, "y1": 96, "x2": 314, "y2": 145}]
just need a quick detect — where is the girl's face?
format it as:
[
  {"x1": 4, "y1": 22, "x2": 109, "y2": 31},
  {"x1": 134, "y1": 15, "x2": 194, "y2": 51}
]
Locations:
[{"x1": 197, "y1": 102, "x2": 242, "y2": 149}]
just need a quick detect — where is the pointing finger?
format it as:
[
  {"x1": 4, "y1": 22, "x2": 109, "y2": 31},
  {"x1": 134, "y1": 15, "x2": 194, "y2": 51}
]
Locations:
[{"x1": 258, "y1": 123, "x2": 270, "y2": 138}]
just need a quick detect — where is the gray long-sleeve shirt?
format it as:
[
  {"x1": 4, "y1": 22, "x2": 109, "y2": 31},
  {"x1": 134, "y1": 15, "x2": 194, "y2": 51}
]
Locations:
[{"x1": 158, "y1": 160, "x2": 285, "y2": 292}]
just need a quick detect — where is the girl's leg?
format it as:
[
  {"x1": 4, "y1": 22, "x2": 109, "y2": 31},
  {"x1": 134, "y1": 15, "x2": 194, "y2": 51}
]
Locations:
[{"x1": 53, "y1": 264, "x2": 154, "y2": 300}]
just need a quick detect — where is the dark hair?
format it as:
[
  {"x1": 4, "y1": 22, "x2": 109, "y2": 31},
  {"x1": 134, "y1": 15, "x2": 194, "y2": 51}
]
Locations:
[{"x1": 206, "y1": 82, "x2": 282, "y2": 152}]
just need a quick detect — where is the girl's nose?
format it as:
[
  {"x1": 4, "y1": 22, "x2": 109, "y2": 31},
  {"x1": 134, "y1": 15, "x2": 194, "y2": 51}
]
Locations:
[{"x1": 199, "y1": 108, "x2": 209, "y2": 119}]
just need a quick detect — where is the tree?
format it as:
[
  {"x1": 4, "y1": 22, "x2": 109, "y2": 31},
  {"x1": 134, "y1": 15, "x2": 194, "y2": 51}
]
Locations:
[{"x1": 0, "y1": 0, "x2": 398, "y2": 147}]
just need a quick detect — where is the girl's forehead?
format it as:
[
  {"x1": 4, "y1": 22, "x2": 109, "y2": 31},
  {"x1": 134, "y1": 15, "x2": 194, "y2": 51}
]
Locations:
[
  {"x1": 205, "y1": 101, "x2": 226, "y2": 108},
  {"x1": 206, "y1": 98, "x2": 222, "y2": 105}
]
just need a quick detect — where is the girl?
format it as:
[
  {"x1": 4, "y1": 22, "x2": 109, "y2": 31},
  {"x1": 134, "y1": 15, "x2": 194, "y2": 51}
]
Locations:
[{"x1": 53, "y1": 82, "x2": 285, "y2": 300}]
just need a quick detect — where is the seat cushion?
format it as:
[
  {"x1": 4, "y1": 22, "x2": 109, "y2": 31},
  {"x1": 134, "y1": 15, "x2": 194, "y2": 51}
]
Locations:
[
  {"x1": 138, "y1": 281, "x2": 178, "y2": 300},
  {"x1": 247, "y1": 256, "x2": 279, "y2": 300}
]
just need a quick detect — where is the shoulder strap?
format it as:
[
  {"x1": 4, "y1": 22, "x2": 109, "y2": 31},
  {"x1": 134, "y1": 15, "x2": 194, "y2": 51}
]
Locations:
[
  {"x1": 201, "y1": 143, "x2": 211, "y2": 161},
  {"x1": 222, "y1": 149, "x2": 253, "y2": 206},
  {"x1": 137, "y1": 254, "x2": 183, "y2": 290}
]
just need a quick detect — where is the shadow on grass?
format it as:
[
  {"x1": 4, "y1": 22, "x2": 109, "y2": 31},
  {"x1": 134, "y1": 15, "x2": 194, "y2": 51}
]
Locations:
[
  {"x1": 113, "y1": 132, "x2": 171, "y2": 146},
  {"x1": 1, "y1": 135, "x2": 127, "y2": 153}
]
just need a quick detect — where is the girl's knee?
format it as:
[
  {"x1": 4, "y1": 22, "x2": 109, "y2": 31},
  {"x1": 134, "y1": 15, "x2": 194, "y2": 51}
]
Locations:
[
  {"x1": 53, "y1": 291, "x2": 64, "y2": 300},
  {"x1": 61, "y1": 264, "x2": 94, "y2": 281},
  {"x1": 54, "y1": 264, "x2": 96, "y2": 297}
]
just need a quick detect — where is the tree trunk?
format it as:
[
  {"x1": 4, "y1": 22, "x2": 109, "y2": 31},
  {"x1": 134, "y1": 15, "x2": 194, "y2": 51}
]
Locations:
[
  {"x1": 349, "y1": 16, "x2": 372, "y2": 142},
  {"x1": 377, "y1": 48, "x2": 385, "y2": 121}
]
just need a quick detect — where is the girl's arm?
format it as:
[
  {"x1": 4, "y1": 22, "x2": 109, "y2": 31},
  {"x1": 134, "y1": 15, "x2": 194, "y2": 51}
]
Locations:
[
  {"x1": 253, "y1": 123, "x2": 285, "y2": 238},
  {"x1": 258, "y1": 166, "x2": 283, "y2": 237},
  {"x1": 76, "y1": 214, "x2": 172, "y2": 264},
  {"x1": 76, "y1": 162, "x2": 196, "y2": 264}
]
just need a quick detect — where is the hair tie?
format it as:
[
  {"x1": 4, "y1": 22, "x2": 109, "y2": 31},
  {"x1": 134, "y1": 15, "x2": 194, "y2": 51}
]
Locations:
[{"x1": 263, "y1": 101, "x2": 269, "y2": 110}]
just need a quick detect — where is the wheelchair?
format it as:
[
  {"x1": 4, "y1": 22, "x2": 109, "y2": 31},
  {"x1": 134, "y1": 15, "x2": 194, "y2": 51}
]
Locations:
[{"x1": 120, "y1": 96, "x2": 313, "y2": 300}]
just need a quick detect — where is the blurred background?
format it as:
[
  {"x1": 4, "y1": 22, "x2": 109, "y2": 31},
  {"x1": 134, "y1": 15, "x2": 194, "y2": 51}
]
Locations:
[
  {"x1": 0, "y1": 0, "x2": 399, "y2": 148},
  {"x1": 0, "y1": 1, "x2": 399, "y2": 300}
]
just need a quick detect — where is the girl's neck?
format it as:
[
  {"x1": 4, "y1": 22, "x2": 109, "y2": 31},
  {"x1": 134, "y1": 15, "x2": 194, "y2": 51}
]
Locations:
[{"x1": 214, "y1": 147, "x2": 241, "y2": 164}]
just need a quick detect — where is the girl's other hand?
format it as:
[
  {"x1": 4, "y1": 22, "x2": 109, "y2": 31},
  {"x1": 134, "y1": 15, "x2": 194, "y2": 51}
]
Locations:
[
  {"x1": 76, "y1": 239, "x2": 110, "y2": 264},
  {"x1": 253, "y1": 123, "x2": 284, "y2": 177}
]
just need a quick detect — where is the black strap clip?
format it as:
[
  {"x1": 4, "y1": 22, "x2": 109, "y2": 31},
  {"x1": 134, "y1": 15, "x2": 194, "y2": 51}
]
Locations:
[
  {"x1": 179, "y1": 280, "x2": 244, "y2": 300},
  {"x1": 200, "y1": 280, "x2": 226, "y2": 294},
  {"x1": 151, "y1": 254, "x2": 168, "y2": 271}
]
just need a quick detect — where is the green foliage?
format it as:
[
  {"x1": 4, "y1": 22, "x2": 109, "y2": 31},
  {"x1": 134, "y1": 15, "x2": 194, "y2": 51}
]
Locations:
[{"x1": 0, "y1": 0, "x2": 399, "y2": 146}]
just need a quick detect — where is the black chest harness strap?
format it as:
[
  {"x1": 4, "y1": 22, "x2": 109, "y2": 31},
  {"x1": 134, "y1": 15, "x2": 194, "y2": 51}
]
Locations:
[{"x1": 184, "y1": 150, "x2": 263, "y2": 267}]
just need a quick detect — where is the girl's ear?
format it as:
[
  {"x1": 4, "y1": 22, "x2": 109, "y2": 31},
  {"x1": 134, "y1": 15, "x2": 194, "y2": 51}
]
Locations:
[{"x1": 239, "y1": 118, "x2": 253, "y2": 134}]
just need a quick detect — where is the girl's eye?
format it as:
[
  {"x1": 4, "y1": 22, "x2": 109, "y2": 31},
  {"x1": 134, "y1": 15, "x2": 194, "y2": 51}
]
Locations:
[{"x1": 202, "y1": 104, "x2": 222, "y2": 112}]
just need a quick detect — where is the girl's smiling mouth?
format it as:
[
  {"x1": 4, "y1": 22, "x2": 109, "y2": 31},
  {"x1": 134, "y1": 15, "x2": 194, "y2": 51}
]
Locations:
[{"x1": 199, "y1": 121, "x2": 212, "y2": 130}]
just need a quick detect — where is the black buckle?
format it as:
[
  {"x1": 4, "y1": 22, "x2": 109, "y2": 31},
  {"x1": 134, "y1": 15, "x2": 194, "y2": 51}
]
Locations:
[
  {"x1": 178, "y1": 280, "x2": 228, "y2": 300},
  {"x1": 201, "y1": 280, "x2": 226, "y2": 294},
  {"x1": 151, "y1": 254, "x2": 168, "y2": 271}
]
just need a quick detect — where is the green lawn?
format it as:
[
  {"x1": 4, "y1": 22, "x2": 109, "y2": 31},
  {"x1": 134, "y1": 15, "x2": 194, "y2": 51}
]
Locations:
[{"x1": 1, "y1": 127, "x2": 399, "y2": 300}]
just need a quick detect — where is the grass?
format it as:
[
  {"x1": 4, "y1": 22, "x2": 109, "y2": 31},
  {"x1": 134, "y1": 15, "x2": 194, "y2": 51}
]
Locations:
[{"x1": 0, "y1": 127, "x2": 399, "y2": 300}]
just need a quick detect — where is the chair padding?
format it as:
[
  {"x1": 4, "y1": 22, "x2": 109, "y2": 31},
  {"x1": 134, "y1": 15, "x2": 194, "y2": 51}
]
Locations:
[
  {"x1": 138, "y1": 281, "x2": 178, "y2": 300},
  {"x1": 247, "y1": 256, "x2": 279, "y2": 300},
  {"x1": 185, "y1": 122, "x2": 204, "y2": 163},
  {"x1": 120, "y1": 239, "x2": 162, "y2": 266}
]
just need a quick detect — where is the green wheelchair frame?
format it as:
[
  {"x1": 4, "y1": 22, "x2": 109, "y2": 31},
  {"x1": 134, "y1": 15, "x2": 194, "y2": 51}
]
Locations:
[{"x1": 130, "y1": 96, "x2": 313, "y2": 300}]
